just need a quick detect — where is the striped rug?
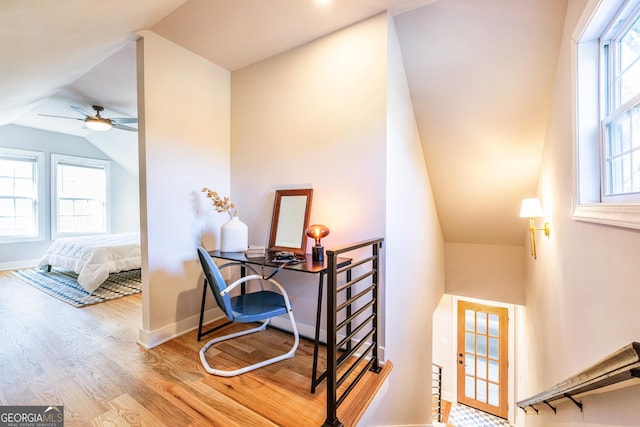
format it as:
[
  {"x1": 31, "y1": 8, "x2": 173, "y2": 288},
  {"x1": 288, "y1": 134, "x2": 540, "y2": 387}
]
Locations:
[{"x1": 12, "y1": 267, "x2": 141, "y2": 307}]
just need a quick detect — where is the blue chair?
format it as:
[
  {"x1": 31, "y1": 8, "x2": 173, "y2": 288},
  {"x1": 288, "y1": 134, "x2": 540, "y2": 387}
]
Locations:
[{"x1": 196, "y1": 247, "x2": 299, "y2": 376}]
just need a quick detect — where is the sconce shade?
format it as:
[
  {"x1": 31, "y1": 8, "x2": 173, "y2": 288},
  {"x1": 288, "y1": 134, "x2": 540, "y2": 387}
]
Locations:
[
  {"x1": 519, "y1": 198, "x2": 544, "y2": 218},
  {"x1": 306, "y1": 224, "x2": 329, "y2": 246}
]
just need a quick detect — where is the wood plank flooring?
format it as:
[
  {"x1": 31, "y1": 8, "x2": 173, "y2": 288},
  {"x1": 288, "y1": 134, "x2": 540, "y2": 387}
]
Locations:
[{"x1": 0, "y1": 270, "x2": 390, "y2": 427}]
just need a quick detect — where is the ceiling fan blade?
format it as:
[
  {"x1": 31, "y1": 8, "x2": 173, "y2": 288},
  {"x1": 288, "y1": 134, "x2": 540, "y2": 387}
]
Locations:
[
  {"x1": 111, "y1": 117, "x2": 138, "y2": 124},
  {"x1": 112, "y1": 123, "x2": 138, "y2": 132},
  {"x1": 38, "y1": 113, "x2": 84, "y2": 121},
  {"x1": 70, "y1": 105, "x2": 94, "y2": 118}
]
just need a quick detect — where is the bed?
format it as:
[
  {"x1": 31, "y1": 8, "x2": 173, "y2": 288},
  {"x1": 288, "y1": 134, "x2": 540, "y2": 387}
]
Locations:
[{"x1": 39, "y1": 232, "x2": 141, "y2": 293}]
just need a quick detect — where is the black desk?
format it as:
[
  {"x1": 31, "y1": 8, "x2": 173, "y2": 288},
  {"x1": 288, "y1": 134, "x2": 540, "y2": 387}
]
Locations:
[{"x1": 199, "y1": 250, "x2": 351, "y2": 392}]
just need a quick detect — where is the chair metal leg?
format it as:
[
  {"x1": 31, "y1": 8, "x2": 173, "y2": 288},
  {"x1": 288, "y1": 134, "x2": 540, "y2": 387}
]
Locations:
[{"x1": 200, "y1": 312, "x2": 299, "y2": 377}]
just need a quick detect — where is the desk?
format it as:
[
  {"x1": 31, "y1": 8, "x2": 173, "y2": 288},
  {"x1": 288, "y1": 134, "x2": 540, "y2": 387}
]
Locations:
[{"x1": 199, "y1": 250, "x2": 351, "y2": 392}]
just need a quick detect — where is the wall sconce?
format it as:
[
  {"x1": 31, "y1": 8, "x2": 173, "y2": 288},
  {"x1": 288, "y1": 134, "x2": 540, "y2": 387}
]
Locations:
[
  {"x1": 519, "y1": 198, "x2": 550, "y2": 260},
  {"x1": 306, "y1": 224, "x2": 329, "y2": 262}
]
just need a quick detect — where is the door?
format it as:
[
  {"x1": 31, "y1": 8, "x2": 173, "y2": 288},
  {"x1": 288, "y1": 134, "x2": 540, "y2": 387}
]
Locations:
[{"x1": 457, "y1": 301, "x2": 508, "y2": 419}]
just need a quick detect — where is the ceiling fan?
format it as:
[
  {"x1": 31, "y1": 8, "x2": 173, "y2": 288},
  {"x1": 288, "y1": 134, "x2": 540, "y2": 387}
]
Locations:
[{"x1": 39, "y1": 105, "x2": 137, "y2": 132}]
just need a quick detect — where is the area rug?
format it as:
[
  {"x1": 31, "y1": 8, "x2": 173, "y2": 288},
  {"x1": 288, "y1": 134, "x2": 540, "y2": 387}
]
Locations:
[
  {"x1": 12, "y1": 267, "x2": 141, "y2": 307},
  {"x1": 447, "y1": 402, "x2": 512, "y2": 427}
]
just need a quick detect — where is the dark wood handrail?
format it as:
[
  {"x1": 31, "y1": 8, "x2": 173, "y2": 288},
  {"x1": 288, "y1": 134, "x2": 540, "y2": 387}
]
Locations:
[{"x1": 517, "y1": 342, "x2": 640, "y2": 413}]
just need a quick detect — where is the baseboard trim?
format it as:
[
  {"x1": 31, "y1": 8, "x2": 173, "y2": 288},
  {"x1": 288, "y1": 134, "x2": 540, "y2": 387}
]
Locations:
[
  {"x1": 138, "y1": 306, "x2": 224, "y2": 349},
  {"x1": 0, "y1": 259, "x2": 40, "y2": 271}
]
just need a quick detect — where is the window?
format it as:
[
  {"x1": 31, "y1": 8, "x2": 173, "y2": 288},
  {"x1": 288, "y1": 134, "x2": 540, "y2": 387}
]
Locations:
[
  {"x1": 0, "y1": 148, "x2": 44, "y2": 242},
  {"x1": 574, "y1": 0, "x2": 640, "y2": 229},
  {"x1": 602, "y1": 3, "x2": 640, "y2": 200},
  {"x1": 51, "y1": 154, "x2": 110, "y2": 238}
]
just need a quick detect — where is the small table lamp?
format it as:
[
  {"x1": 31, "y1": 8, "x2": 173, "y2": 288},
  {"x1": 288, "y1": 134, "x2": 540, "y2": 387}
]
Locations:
[{"x1": 306, "y1": 224, "x2": 330, "y2": 262}]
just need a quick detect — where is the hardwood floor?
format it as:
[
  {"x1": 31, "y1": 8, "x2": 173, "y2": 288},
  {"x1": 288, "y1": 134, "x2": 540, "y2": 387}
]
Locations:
[
  {"x1": 0, "y1": 270, "x2": 390, "y2": 426},
  {"x1": 441, "y1": 400, "x2": 456, "y2": 426}
]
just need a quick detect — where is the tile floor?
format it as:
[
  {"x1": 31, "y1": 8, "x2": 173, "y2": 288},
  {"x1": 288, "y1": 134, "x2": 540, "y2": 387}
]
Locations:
[{"x1": 446, "y1": 402, "x2": 513, "y2": 427}]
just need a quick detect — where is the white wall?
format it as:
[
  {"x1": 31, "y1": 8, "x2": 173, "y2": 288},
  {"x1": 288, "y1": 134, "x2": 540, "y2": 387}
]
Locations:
[
  {"x1": 445, "y1": 242, "x2": 525, "y2": 305},
  {"x1": 0, "y1": 124, "x2": 139, "y2": 269},
  {"x1": 432, "y1": 294, "x2": 454, "y2": 401},
  {"x1": 230, "y1": 15, "x2": 388, "y2": 332},
  {"x1": 516, "y1": 0, "x2": 640, "y2": 425},
  {"x1": 374, "y1": 15, "x2": 445, "y2": 425},
  {"x1": 136, "y1": 31, "x2": 231, "y2": 347}
]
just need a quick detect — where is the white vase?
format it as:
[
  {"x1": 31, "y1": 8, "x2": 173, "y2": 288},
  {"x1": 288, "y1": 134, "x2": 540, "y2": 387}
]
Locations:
[{"x1": 220, "y1": 216, "x2": 248, "y2": 252}]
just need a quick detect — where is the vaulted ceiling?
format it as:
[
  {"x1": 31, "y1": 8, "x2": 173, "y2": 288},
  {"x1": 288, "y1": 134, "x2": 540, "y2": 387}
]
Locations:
[{"x1": 0, "y1": 0, "x2": 567, "y2": 246}]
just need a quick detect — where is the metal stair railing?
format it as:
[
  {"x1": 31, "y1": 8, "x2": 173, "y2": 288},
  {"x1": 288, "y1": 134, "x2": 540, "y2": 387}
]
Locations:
[
  {"x1": 432, "y1": 363, "x2": 443, "y2": 423},
  {"x1": 322, "y1": 237, "x2": 384, "y2": 427}
]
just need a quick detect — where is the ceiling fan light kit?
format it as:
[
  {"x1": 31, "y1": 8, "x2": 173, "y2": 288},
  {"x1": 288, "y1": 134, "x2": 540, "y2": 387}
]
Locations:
[
  {"x1": 84, "y1": 105, "x2": 112, "y2": 131},
  {"x1": 85, "y1": 118, "x2": 112, "y2": 131}
]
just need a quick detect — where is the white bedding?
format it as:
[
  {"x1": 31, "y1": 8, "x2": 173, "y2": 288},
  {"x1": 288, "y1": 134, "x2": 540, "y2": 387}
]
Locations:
[{"x1": 39, "y1": 232, "x2": 141, "y2": 293}]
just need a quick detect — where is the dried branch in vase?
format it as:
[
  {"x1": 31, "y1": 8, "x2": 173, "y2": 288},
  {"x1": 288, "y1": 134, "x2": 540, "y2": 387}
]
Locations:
[{"x1": 201, "y1": 187, "x2": 238, "y2": 219}]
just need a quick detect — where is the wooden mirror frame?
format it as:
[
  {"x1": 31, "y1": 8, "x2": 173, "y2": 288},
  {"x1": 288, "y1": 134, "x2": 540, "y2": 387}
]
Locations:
[{"x1": 268, "y1": 189, "x2": 313, "y2": 256}]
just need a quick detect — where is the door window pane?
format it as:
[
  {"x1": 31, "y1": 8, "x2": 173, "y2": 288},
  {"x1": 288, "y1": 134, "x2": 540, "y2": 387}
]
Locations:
[
  {"x1": 489, "y1": 337, "x2": 499, "y2": 359},
  {"x1": 465, "y1": 332, "x2": 475, "y2": 354},
  {"x1": 477, "y1": 312, "x2": 487, "y2": 334},
  {"x1": 465, "y1": 376, "x2": 475, "y2": 399},
  {"x1": 477, "y1": 357, "x2": 487, "y2": 380},
  {"x1": 477, "y1": 379, "x2": 487, "y2": 403},
  {"x1": 477, "y1": 335, "x2": 487, "y2": 357},
  {"x1": 489, "y1": 383, "x2": 499, "y2": 407},
  {"x1": 465, "y1": 354, "x2": 475, "y2": 376},
  {"x1": 465, "y1": 309, "x2": 474, "y2": 331},
  {"x1": 488, "y1": 314, "x2": 499, "y2": 336},
  {"x1": 489, "y1": 360, "x2": 499, "y2": 383}
]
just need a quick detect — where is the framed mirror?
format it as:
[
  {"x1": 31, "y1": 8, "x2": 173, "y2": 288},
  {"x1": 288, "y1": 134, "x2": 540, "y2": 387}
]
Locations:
[{"x1": 268, "y1": 189, "x2": 313, "y2": 256}]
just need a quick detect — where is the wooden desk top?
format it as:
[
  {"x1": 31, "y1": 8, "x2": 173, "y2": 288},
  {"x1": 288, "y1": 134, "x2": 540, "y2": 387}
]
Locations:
[{"x1": 208, "y1": 250, "x2": 351, "y2": 274}]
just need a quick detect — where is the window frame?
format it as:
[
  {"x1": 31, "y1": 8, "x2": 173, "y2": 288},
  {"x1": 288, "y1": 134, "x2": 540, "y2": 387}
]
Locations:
[
  {"x1": 573, "y1": 0, "x2": 640, "y2": 229},
  {"x1": 51, "y1": 153, "x2": 111, "y2": 239},
  {"x1": 0, "y1": 147, "x2": 45, "y2": 243}
]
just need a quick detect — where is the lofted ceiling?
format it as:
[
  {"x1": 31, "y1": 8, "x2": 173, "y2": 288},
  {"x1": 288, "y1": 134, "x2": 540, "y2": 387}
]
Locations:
[{"x1": 0, "y1": 0, "x2": 567, "y2": 246}]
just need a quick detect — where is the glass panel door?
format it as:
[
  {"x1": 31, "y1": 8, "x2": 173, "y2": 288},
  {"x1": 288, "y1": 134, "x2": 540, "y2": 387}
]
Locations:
[{"x1": 457, "y1": 301, "x2": 508, "y2": 419}]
